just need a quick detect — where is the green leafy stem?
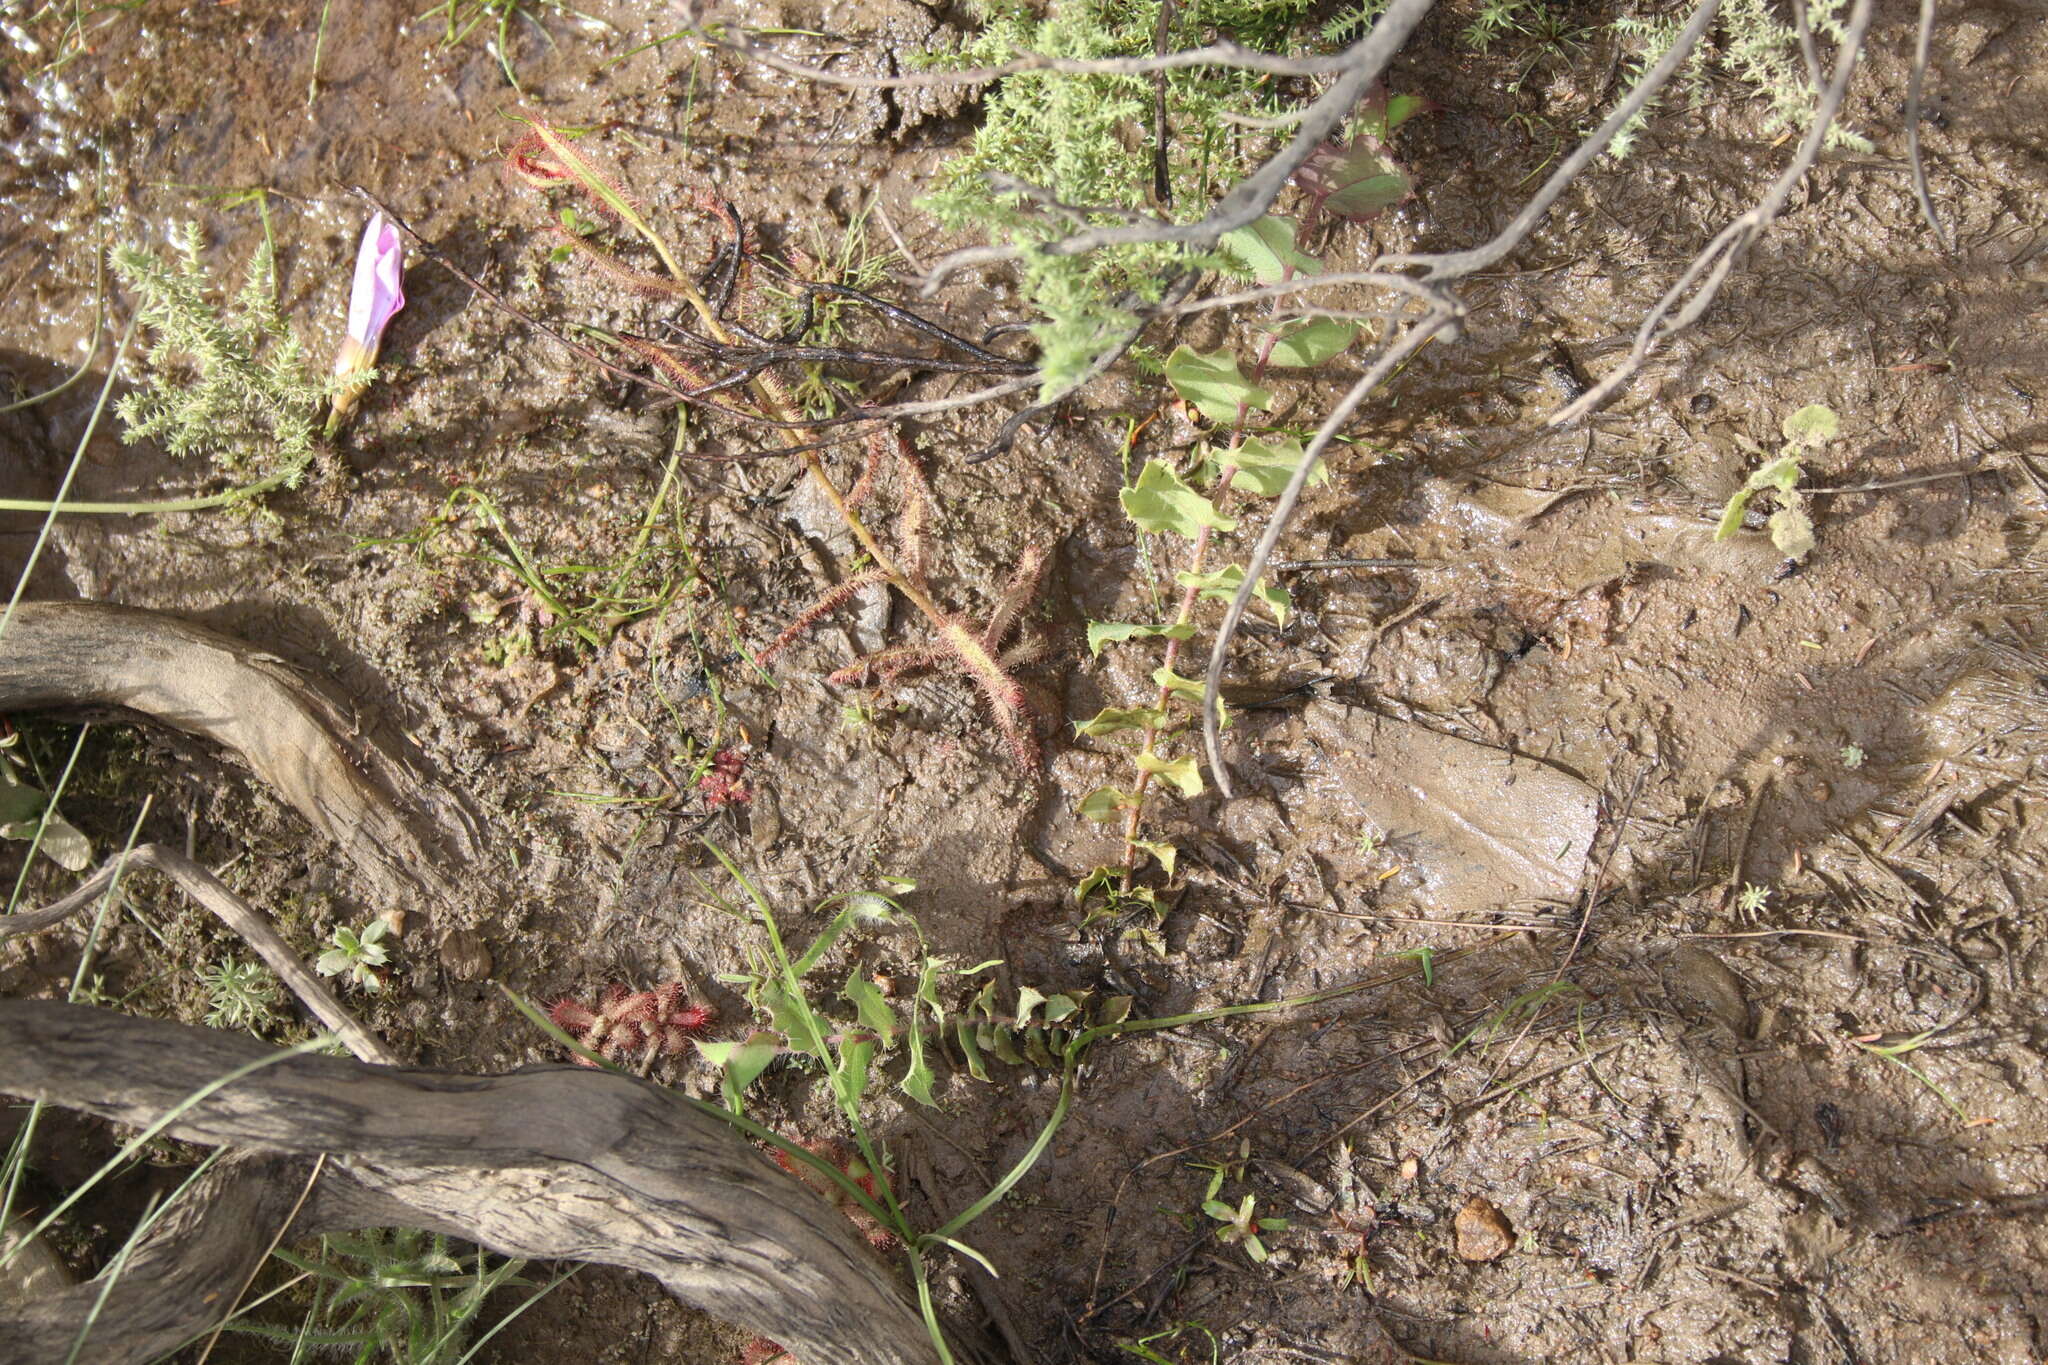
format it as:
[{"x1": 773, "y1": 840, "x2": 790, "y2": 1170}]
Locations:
[{"x1": 1077, "y1": 216, "x2": 1356, "y2": 900}]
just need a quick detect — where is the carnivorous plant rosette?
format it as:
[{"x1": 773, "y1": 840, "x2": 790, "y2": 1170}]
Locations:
[{"x1": 326, "y1": 211, "x2": 407, "y2": 434}]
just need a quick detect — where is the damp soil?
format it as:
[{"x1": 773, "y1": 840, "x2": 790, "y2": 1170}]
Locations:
[{"x1": 4, "y1": 1, "x2": 2048, "y2": 1362}]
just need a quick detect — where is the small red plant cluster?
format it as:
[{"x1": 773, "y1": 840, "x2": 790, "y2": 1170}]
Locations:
[
  {"x1": 698, "y1": 747, "x2": 751, "y2": 810},
  {"x1": 772, "y1": 1137, "x2": 898, "y2": 1253},
  {"x1": 547, "y1": 983, "x2": 715, "y2": 1067},
  {"x1": 755, "y1": 428, "x2": 1049, "y2": 770},
  {"x1": 733, "y1": 1139, "x2": 900, "y2": 1364}
]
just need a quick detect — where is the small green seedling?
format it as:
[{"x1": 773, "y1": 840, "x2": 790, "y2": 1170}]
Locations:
[
  {"x1": 201, "y1": 957, "x2": 284, "y2": 1032},
  {"x1": 1395, "y1": 944, "x2": 1437, "y2": 988},
  {"x1": 1839, "y1": 744, "x2": 1865, "y2": 769},
  {"x1": 1116, "y1": 1321, "x2": 1221, "y2": 1365},
  {"x1": 1736, "y1": 883, "x2": 1771, "y2": 915},
  {"x1": 1203, "y1": 1189, "x2": 1288, "y2": 1264},
  {"x1": 1192, "y1": 1140, "x2": 1288, "y2": 1264},
  {"x1": 1714, "y1": 403, "x2": 1838, "y2": 559},
  {"x1": 318, "y1": 919, "x2": 393, "y2": 993},
  {"x1": 0, "y1": 731, "x2": 91, "y2": 872},
  {"x1": 1851, "y1": 1028, "x2": 1975, "y2": 1125}
]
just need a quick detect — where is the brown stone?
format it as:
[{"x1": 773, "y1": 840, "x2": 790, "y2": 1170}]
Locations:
[{"x1": 1454, "y1": 1195, "x2": 1515, "y2": 1262}]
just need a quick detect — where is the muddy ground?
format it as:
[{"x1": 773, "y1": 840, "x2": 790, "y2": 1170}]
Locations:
[{"x1": 4, "y1": 1, "x2": 2048, "y2": 1362}]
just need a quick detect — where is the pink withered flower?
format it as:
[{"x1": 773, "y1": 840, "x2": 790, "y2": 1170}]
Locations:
[{"x1": 326, "y1": 211, "x2": 407, "y2": 435}]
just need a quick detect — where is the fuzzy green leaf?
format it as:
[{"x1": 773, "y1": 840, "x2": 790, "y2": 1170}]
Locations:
[
  {"x1": 1122, "y1": 459, "x2": 1236, "y2": 537},
  {"x1": 1086, "y1": 620, "x2": 1197, "y2": 656},
  {"x1": 695, "y1": 1029, "x2": 783, "y2": 1109},
  {"x1": 1218, "y1": 217, "x2": 1320, "y2": 284},
  {"x1": 1781, "y1": 404, "x2": 1839, "y2": 447},
  {"x1": 1747, "y1": 454, "x2": 1803, "y2": 494},
  {"x1": 1262, "y1": 318, "x2": 1357, "y2": 368},
  {"x1": 1769, "y1": 504, "x2": 1816, "y2": 559},
  {"x1": 1079, "y1": 787, "x2": 1134, "y2": 822},
  {"x1": 1714, "y1": 488, "x2": 1755, "y2": 541},
  {"x1": 842, "y1": 970, "x2": 898, "y2": 1046},
  {"x1": 1219, "y1": 437, "x2": 1330, "y2": 497},
  {"x1": 1134, "y1": 751, "x2": 1204, "y2": 798},
  {"x1": 1175, "y1": 564, "x2": 1292, "y2": 625},
  {"x1": 1130, "y1": 839, "x2": 1178, "y2": 878},
  {"x1": 1163, "y1": 347, "x2": 1273, "y2": 427},
  {"x1": 1014, "y1": 985, "x2": 1048, "y2": 1027},
  {"x1": 1074, "y1": 705, "x2": 1169, "y2": 738}
]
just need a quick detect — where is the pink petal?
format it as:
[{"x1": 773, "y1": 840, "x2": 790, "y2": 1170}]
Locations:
[{"x1": 345, "y1": 212, "x2": 407, "y2": 347}]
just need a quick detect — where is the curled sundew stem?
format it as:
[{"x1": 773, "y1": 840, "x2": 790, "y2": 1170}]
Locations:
[
  {"x1": 0, "y1": 470, "x2": 295, "y2": 517},
  {"x1": 564, "y1": 140, "x2": 939, "y2": 628}
]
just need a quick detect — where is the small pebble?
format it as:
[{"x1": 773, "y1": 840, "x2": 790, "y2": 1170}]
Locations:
[
  {"x1": 1454, "y1": 1195, "x2": 1516, "y2": 1262},
  {"x1": 438, "y1": 929, "x2": 493, "y2": 981}
]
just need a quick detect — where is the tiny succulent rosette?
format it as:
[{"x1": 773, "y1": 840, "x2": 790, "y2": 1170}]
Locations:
[{"x1": 326, "y1": 211, "x2": 407, "y2": 434}]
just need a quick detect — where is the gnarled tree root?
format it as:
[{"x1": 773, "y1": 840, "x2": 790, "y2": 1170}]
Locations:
[
  {"x1": 0, "y1": 600, "x2": 478, "y2": 908},
  {"x1": 0, "y1": 1000, "x2": 949, "y2": 1365}
]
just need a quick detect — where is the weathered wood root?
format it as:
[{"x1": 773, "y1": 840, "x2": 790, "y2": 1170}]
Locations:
[
  {"x1": 0, "y1": 1000, "x2": 949, "y2": 1365},
  {"x1": 0, "y1": 600, "x2": 477, "y2": 908}
]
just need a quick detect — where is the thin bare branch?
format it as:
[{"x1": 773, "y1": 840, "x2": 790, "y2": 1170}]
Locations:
[
  {"x1": 1170, "y1": 268, "x2": 1453, "y2": 317},
  {"x1": 1547, "y1": 0, "x2": 1876, "y2": 425},
  {"x1": 1376, "y1": 0, "x2": 1728, "y2": 281},
  {"x1": 1906, "y1": 0, "x2": 1952, "y2": 252},
  {"x1": 1790, "y1": 0, "x2": 1824, "y2": 94},
  {"x1": 1194, "y1": 0, "x2": 1732, "y2": 795},
  {"x1": 969, "y1": 272, "x2": 1199, "y2": 463},
  {"x1": 1200, "y1": 311, "x2": 1457, "y2": 795}
]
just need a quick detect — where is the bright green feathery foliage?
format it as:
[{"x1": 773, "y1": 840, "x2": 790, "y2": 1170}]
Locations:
[
  {"x1": 111, "y1": 222, "x2": 329, "y2": 487},
  {"x1": 918, "y1": 0, "x2": 1318, "y2": 399}
]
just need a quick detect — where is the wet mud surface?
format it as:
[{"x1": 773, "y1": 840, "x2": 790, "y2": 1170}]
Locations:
[{"x1": 5, "y1": 1, "x2": 2048, "y2": 1361}]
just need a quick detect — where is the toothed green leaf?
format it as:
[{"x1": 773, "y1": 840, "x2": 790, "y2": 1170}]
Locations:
[
  {"x1": 1074, "y1": 705, "x2": 1169, "y2": 737},
  {"x1": 1122, "y1": 459, "x2": 1236, "y2": 537},
  {"x1": 1134, "y1": 751, "x2": 1204, "y2": 798},
  {"x1": 1086, "y1": 620, "x2": 1196, "y2": 656},
  {"x1": 1262, "y1": 318, "x2": 1357, "y2": 368},
  {"x1": 1163, "y1": 347, "x2": 1273, "y2": 426},
  {"x1": 1175, "y1": 563, "x2": 1292, "y2": 625},
  {"x1": 1130, "y1": 839, "x2": 1178, "y2": 877},
  {"x1": 1079, "y1": 787, "x2": 1135, "y2": 821},
  {"x1": 1218, "y1": 436, "x2": 1330, "y2": 497},
  {"x1": 842, "y1": 970, "x2": 898, "y2": 1046}
]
